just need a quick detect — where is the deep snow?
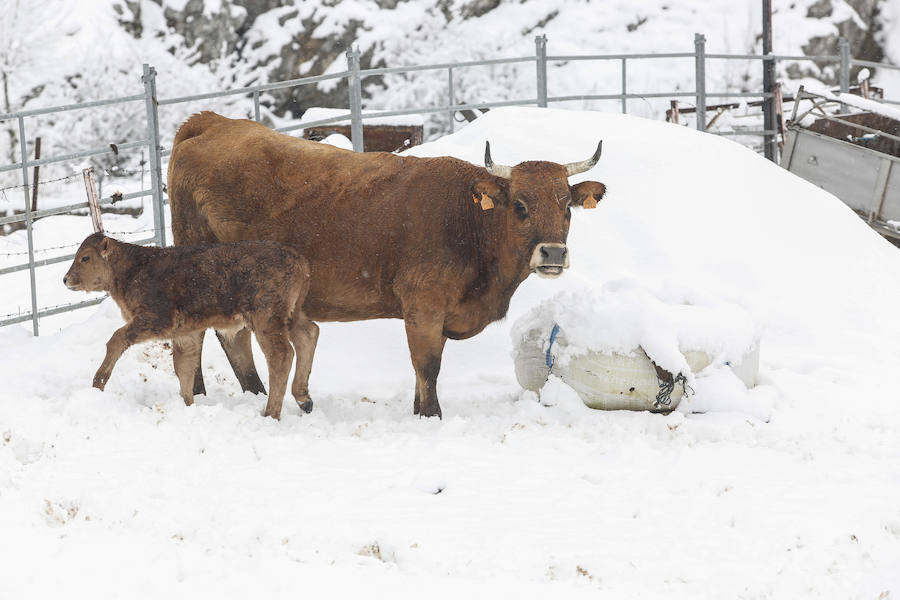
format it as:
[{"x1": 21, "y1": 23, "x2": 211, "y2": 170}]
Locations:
[{"x1": 1, "y1": 107, "x2": 900, "y2": 597}]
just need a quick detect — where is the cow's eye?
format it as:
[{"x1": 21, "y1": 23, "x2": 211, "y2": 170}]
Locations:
[
  {"x1": 514, "y1": 199, "x2": 528, "y2": 219},
  {"x1": 81, "y1": 255, "x2": 90, "y2": 263}
]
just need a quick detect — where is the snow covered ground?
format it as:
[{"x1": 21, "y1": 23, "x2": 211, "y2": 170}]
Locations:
[{"x1": 2, "y1": 108, "x2": 900, "y2": 597}]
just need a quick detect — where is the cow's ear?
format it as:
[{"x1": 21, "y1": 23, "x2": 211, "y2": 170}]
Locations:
[
  {"x1": 570, "y1": 181, "x2": 607, "y2": 209},
  {"x1": 471, "y1": 180, "x2": 506, "y2": 211},
  {"x1": 98, "y1": 237, "x2": 112, "y2": 259}
]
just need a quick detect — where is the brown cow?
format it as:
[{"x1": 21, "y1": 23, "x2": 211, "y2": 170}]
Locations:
[
  {"x1": 168, "y1": 111, "x2": 607, "y2": 418},
  {"x1": 63, "y1": 233, "x2": 314, "y2": 419}
]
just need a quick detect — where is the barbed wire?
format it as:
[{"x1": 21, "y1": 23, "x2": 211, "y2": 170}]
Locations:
[
  {"x1": 0, "y1": 172, "x2": 83, "y2": 194},
  {"x1": 0, "y1": 164, "x2": 147, "y2": 197},
  {"x1": 0, "y1": 241, "x2": 81, "y2": 257},
  {"x1": 104, "y1": 227, "x2": 158, "y2": 236},
  {"x1": 0, "y1": 295, "x2": 109, "y2": 323}
]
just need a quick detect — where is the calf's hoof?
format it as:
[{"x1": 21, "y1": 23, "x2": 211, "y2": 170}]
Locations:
[
  {"x1": 414, "y1": 403, "x2": 442, "y2": 419},
  {"x1": 297, "y1": 399, "x2": 314, "y2": 414},
  {"x1": 92, "y1": 373, "x2": 108, "y2": 391}
]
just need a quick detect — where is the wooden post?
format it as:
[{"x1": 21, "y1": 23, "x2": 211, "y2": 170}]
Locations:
[
  {"x1": 668, "y1": 100, "x2": 680, "y2": 124},
  {"x1": 774, "y1": 83, "x2": 785, "y2": 156},
  {"x1": 83, "y1": 167, "x2": 104, "y2": 233},
  {"x1": 30, "y1": 137, "x2": 40, "y2": 212}
]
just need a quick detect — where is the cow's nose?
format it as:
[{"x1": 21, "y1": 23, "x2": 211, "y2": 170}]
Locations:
[{"x1": 539, "y1": 245, "x2": 567, "y2": 265}]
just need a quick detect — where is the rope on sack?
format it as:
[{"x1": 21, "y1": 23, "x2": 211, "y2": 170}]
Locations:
[
  {"x1": 651, "y1": 361, "x2": 694, "y2": 408},
  {"x1": 545, "y1": 323, "x2": 561, "y2": 369}
]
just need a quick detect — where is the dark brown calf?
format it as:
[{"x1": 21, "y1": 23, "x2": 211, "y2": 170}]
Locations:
[{"x1": 63, "y1": 233, "x2": 316, "y2": 419}]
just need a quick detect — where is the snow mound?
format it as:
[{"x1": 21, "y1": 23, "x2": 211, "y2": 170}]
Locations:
[{"x1": 406, "y1": 107, "x2": 900, "y2": 386}]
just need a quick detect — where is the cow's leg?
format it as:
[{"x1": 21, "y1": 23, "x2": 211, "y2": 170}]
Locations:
[
  {"x1": 402, "y1": 308, "x2": 447, "y2": 419},
  {"x1": 289, "y1": 312, "x2": 318, "y2": 414},
  {"x1": 173, "y1": 331, "x2": 204, "y2": 406},
  {"x1": 253, "y1": 323, "x2": 294, "y2": 420},
  {"x1": 93, "y1": 319, "x2": 159, "y2": 391},
  {"x1": 216, "y1": 327, "x2": 267, "y2": 395}
]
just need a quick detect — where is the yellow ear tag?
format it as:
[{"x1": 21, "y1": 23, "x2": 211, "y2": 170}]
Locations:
[
  {"x1": 583, "y1": 193, "x2": 598, "y2": 209},
  {"x1": 479, "y1": 192, "x2": 494, "y2": 210}
]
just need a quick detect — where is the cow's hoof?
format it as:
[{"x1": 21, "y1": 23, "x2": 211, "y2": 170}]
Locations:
[
  {"x1": 245, "y1": 372, "x2": 267, "y2": 395},
  {"x1": 297, "y1": 399, "x2": 314, "y2": 414},
  {"x1": 262, "y1": 409, "x2": 282, "y2": 420}
]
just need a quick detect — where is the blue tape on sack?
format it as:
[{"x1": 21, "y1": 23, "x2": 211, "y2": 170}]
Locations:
[{"x1": 545, "y1": 323, "x2": 560, "y2": 368}]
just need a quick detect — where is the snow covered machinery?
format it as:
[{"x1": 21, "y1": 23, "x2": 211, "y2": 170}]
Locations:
[{"x1": 782, "y1": 87, "x2": 900, "y2": 242}]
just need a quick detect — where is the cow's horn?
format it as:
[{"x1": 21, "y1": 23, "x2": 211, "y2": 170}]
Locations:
[
  {"x1": 564, "y1": 141, "x2": 603, "y2": 176},
  {"x1": 484, "y1": 141, "x2": 512, "y2": 179}
]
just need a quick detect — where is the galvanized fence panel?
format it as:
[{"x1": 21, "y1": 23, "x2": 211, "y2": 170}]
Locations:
[{"x1": 1, "y1": 33, "x2": 898, "y2": 333}]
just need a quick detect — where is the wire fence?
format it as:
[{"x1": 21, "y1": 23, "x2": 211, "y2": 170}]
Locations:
[{"x1": 1, "y1": 32, "x2": 899, "y2": 334}]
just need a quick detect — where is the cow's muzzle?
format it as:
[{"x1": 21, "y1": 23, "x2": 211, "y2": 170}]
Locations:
[{"x1": 530, "y1": 243, "x2": 569, "y2": 278}]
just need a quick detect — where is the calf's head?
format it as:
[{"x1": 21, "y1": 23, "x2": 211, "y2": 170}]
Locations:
[
  {"x1": 63, "y1": 233, "x2": 115, "y2": 292},
  {"x1": 474, "y1": 141, "x2": 607, "y2": 278}
]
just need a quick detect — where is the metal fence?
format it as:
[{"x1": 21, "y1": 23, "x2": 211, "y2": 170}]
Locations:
[{"x1": 1, "y1": 33, "x2": 899, "y2": 334}]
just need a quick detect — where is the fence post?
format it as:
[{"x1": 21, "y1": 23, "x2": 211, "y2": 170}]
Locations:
[
  {"x1": 762, "y1": 0, "x2": 777, "y2": 162},
  {"x1": 535, "y1": 34, "x2": 548, "y2": 107},
  {"x1": 838, "y1": 37, "x2": 850, "y2": 95},
  {"x1": 31, "y1": 137, "x2": 41, "y2": 211},
  {"x1": 142, "y1": 64, "x2": 166, "y2": 247},
  {"x1": 346, "y1": 47, "x2": 364, "y2": 152},
  {"x1": 621, "y1": 58, "x2": 627, "y2": 114},
  {"x1": 17, "y1": 116, "x2": 39, "y2": 336},
  {"x1": 694, "y1": 33, "x2": 706, "y2": 131},
  {"x1": 253, "y1": 90, "x2": 261, "y2": 122},
  {"x1": 448, "y1": 67, "x2": 455, "y2": 133},
  {"x1": 83, "y1": 167, "x2": 104, "y2": 234}
]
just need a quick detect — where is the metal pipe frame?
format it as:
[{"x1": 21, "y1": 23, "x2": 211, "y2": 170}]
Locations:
[
  {"x1": 17, "y1": 116, "x2": 39, "y2": 335},
  {"x1": 347, "y1": 48, "x2": 364, "y2": 152},
  {"x1": 535, "y1": 35, "x2": 548, "y2": 108},
  {"x1": 143, "y1": 64, "x2": 166, "y2": 247},
  {"x1": 695, "y1": 33, "x2": 707, "y2": 131}
]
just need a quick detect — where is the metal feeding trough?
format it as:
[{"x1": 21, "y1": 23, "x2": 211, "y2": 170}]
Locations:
[
  {"x1": 513, "y1": 324, "x2": 760, "y2": 413},
  {"x1": 782, "y1": 87, "x2": 900, "y2": 241}
]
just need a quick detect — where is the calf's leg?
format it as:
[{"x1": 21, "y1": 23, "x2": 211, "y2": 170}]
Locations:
[
  {"x1": 173, "y1": 331, "x2": 204, "y2": 406},
  {"x1": 94, "y1": 319, "x2": 159, "y2": 391},
  {"x1": 216, "y1": 326, "x2": 267, "y2": 395},
  {"x1": 402, "y1": 307, "x2": 447, "y2": 419},
  {"x1": 252, "y1": 321, "x2": 294, "y2": 420},
  {"x1": 289, "y1": 311, "x2": 318, "y2": 414}
]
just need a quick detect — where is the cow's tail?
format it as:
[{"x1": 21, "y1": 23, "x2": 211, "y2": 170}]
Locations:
[{"x1": 168, "y1": 112, "x2": 224, "y2": 246}]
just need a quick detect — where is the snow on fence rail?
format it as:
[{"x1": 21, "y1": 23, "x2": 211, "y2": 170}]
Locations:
[{"x1": 1, "y1": 33, "x2": 898, "y2": 335}]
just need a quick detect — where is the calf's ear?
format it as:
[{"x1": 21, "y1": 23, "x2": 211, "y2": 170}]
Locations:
[
  {"x1": 471, "y1": 180, "x2": 505, "y2": 211},
  {"x1": 99, "y1": 237, "x2": 112, "y2": 258},
  {"x1": 570, "y1": 181, "x2": 607, "y2": 209}
]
